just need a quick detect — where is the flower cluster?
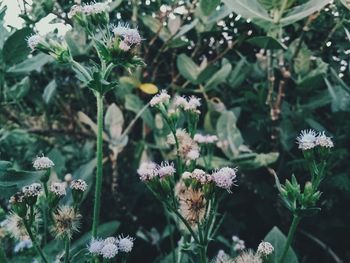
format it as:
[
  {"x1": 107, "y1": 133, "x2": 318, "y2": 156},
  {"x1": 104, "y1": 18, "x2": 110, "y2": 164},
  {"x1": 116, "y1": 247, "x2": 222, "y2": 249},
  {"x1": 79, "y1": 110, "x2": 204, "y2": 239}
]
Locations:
[
  {"x1": 32, "y1": 156, "x2": 54, "y2": 170},
  {"x1": 296, "y1": 129, "x2": 334, "y2": 150},
  {"x1": 167, "y1": 129, "x2": 200, "y2": 163},
  {"x1": 27, "y1": 34, "x2": 44, "y2": 51},
  {"x1": 112, "y1": 22, "x2": 142, "y2": 51},
  {"x1": 194, "y1": 134, "x2": 218, "y2": 144},
  {"x1": 232, "y1": 235, "x2": 246, "y2": 251},
  {"x1": 182, "y1": 169, "x2": 212, "y2": 184},
  {"x1": 70, "y1": 179, "x2": 88, "y2": 192},
  {"x1": 88, "y1": 235, "x2": 135, "y2": 259},
  {"x1": 137, "y1": 161, "x2": 176, "y2": 181},
  {"x1": 68, "y1": 2, "x2": 109, "y2": 19},
  {"x1": 150, "y1": 89, "x2": 171, "y2": 107},
  {"x1": 173, "y1": 95, "x2": 201, "y2": 114},
  {"x1": 211, "y1": 167, "x2": 238, "y2": 193},
  {"x1": 22, "y1": 183, "x2": 42, "y2": 198},
  {"x1": 257, "y1": 241, "x2": 274, "y2": 257},
  {"x1": 49, "y1": 182, "x2": 66, "y2": 197}
]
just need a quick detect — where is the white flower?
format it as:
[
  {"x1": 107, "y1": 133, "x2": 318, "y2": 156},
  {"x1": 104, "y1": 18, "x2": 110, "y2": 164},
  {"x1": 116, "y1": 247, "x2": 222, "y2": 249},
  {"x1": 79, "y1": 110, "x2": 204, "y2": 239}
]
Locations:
[
  {"x1": 104, "y1": 237, "x2": 117, "y2": 244},
  {"x1": 88, "y1": 238, "x2": 104, "y2": 255},
  {"x1": 137, "y1": 161, "x2": 158, "y2": 181},
  {"x1": 211, "y1": 167, "x2": 237, "y2": 193},
  {"x1": 232, "y1": 235, "x2": 245, "y2": 251},
  {"x1": 296, "y1": 129, "x2": 317, "y2": 150},
  {"x1": 257, "y1": 241, "x2": 274, "y2": 256},
  {"x1": 186, "y1": 149, "x2": 200, "y2": 160},
  {"x1": 119, "y1": 41, "x2": 130, "y2": 51},
  {"x1": 124, "y1": 28, "x2": 142, "y2": 45},
  {"x1": 22, "y1": 183, "x2": 42, "y2": 197},
  {"x1": 150, "y1": 90, "x2": 171, "y2": 107},
  {"x1": 194, "y1": 134, "x2": 218, "y2": 144},
  {"x1": 92, "y1": 2, "x2": 109, "y2": 13},
  {"x1": 112, "y1": 22, "x2": 130, "y2": 36},
  {"x1": 27, "y1": 34, "x2": 43, "y2": 51},
  {"x1": 184, "y1": 169, "x2": 212, "y2": 184},
  {"x1": 167, "y1": 129, "x2": 200, "y2": 163},
  {"x1": 116, "y1": 235, "x2": 134, "y2": 253},
  {"x1": 68, "y1": 4, "x2": 83, "y2": 18},
  {"x1": 173, "y1": 96, "x2": 188, "y2": 108},
  {"x1": 49, "y1": 182, "x2": 66, "y2": 196},
  {"x1": 70, "y1": 179, "x2": 88, "y2": 192},
  {"x1": 33, "y1": 156, "x2": 54, "y2": 170},
  {"x1": 185, "y1": 96, "x2": 201, "y2": 112},
  {"x1": 316, "y1": 131, "x2": 334, "y2": 148},
  {"x1": 101, "y1": 243, "x2": 118, "y2": 259},
  {"x1": 157, "y1": 162, "x2": 176, "y2": 178},
  {"x1": 215, "y1": 250, "x2": 231, "y2": 263},
  {"x1": 14, "y1": 239, "x2": 32, "y2": 253}
]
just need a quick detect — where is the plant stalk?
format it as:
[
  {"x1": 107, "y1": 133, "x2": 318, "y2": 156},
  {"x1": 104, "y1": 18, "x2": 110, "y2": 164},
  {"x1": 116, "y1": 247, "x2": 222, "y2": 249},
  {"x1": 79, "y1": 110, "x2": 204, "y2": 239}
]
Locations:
[
  {"x1": 92, "y1": 92, "x2": 104, "y2": 237},
  {"x1": 64, "y1": 237, "x2": 70, "y2": 263},
  {"x1": 23, "y1": 218, "x2": 48, "y2": 263},
  {"x1": 279, "y1": 215, "x2": 301, "y2": 263}
]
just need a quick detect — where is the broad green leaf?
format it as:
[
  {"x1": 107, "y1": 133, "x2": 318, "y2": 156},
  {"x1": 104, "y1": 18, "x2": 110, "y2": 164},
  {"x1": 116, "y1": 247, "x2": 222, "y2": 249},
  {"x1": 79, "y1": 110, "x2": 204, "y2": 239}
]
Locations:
[
  {"x1": 173, "y1": 18, "x2": 199, "y2": 39},
  {"x1": 201, "y1": 4, "x2": 232, "y2": 24},
  {"x1": 222, "y1": 0, "x2": 274, "y2": 30},
  {"x1": 204, "y1": 63, "x2": 232, "y2": 91},
  {"x1": 6, "y1": 77, "x2": 30, "y2": 100},
  {"x1": 105, "y1": 103, "x2": 124, "y2": 141},
  {"x1": 247, "y1": 36, "x2": 287, "y2": 50},
  {"x1": 280, "y1": 0, "x2": 330, "y2": 26},
  {"x1": 42, "y1": 79, "x2": 57, "y2": 104},
  {"x1": 325, "y1": 78, "x2": 350, "y2": 112},
  {"x1": 227, "y1": 58, "x2": 251, "y2": 89},
  {"x1": 7, "y1": 53, "x2": 53, "y2": 74},
  {"x1": 264, "y1": 226, "x2": 299, "y2": 263},
  {"x1": 176, "y1": 54, "x2": 201, "y2": 84},
  {"x1": 2, "y1": 27, "x2": 32, "y2": 65},
  {"x1": 141, "y1": 15, "x2": 171, "y2": 41},
  {"x1": 340, "y1": 0, "x2": 350, "y2": 10},
  {"x1": 200, "y1": 0, "x2": 221, "y2": 16}
]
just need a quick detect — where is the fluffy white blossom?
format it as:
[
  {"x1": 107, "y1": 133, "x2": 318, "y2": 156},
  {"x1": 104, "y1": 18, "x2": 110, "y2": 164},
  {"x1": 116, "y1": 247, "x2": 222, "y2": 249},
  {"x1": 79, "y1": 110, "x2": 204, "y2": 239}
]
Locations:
[
  {"x1": 70, "y1": 179, "x2": 88, "y2": 192},
  {"x1": 212, "y1": 167, "x2": 237, "y2": 193},
  {"x1": 88, "y1": 238, "x2": 104, "y2": 255},
  {"x1": 101, "y1": 243, "x2": 118, "y2": 259},
  {"x1": 183, "y1": 169, "x2": 212, "y2": 184},
  {"x1": 22, "y1": 183, "x2": 42, "y2": 197},
  {"x1": 116, "y1": 235, "x2": 134, "y2": 253},
  {"x1": 33, "y1": 156, "x2": 54, "y2": 170},
  {"x1": 157, "y1": 162, "x2": 176, "y2": 178},
  {"x1": 67, "y1": 5, "x2": 83, "y2": 18},
  {"x1": 119, "y1": 41, "x2": 130, "y2": 51},
  {"x1": 27, "y1": 34, "x2": 43, "y2": 51},
  {"x1": 296, "y1": 129, "x2": 317, "y2": 150},
  {"x1": 194, "y1": 134, "x2": 218, "y2": 144},
  {"x1": 316, "y1": 131, "x2": 334, "y2": 148},
  {"x1": 83, "y1": 2, "x2": 109, "y2": 15},
  {"x1": 150, "y1": 90, "x2": 171, "y2": 107},
  {"x1": 173, "y1": 95, "x2": 201, "y2": 113},
  {"x1": 257, "y1": 241, "x2": 274, "y2": 256},
  {"x1": 137, "y1": 161, "x2": 158, "y2": 181},
  {"x1": 49, "y1": 182, "x2": 66, "y2": 196},
  {"x1": 112, "y1": 22, "x2": 142, "y2": 46},
  {"x1": 14, "y1": 239, "x2": 32, "y2": 253},
  {"x1": 167, "y1": 129, "x2": 200, "y2": 162},
  {"x1": 232, "y1": 235, "x2": 245, "y2": 251},
  {"x1": 215, "y1": 250, "x2": 232, "y2": 263}
]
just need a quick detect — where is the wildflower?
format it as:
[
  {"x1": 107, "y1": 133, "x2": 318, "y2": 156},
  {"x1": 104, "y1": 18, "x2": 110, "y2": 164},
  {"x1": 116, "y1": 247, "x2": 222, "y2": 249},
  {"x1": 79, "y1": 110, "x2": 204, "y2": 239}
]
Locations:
[
  {"x1": 119, "y1": 41, "x2": 131, "y2": 51},
  {"x1": 167, "y1": 129, "x2": 200, "y2": 162},
  {"x1": 215, "y1": 250, "x2": 232, "y2": 263},
  {"x1": 137, "y1": 161, "x2": 158, "y2": 181},
  {"x1": 173, "y1": 96, "x2": 188, "y2": 108},
  {"x1": 123, "y1": 28, "x2": 142, "y2": 45},
  {"x1": 183, "y1": 169, "x2": 212, "y2": 184},
  {"x1": 185, "y1": 96, "x2": 201, "y2": 113},
  {"x1": 33, "y1": 156, "x2": 54, "y2": 170},
  {"x1": 14, "y1": 239, "x2": 32, "y2": 253},
  {"x1": 177, "y1": 186, "x2": 206, "y2": 227},
  {"x1": 3, "y1": 213, "x2": 29, "y2": 241},
  {"x1": 67, "y1": 4, "x2": 83, "y2": 19},
  {"x1": 27, "y1": 34, "x2": 43, "y2": 51},
  {"x1": 150, "y1": 90, "x2": 171, "y2": 107},
  {"x1": 257, "y1": 241, "x2": 274, "y2": 256},
  {"x1": 212, "y1": 167, "x2": 237, "y2": 193},
  {"x1": 9, "y1": 192, "x2": 27, "y2": 217},
  {"x1": 70, "y1": 179, "x2": 88, "y2": 192},
  {"x1": 51, "y1": 206, "x2": 81, "y2": 239},
  {"x1": 88, "y1": 238, "x2": 104, "y2": 255},
  {"x1": 112, "y1": 22, "x2": 130, "y2": 36},
  {"x1": 296, "y1": 129, "x2": 317, "y2": 150},
  {"x1": 82, "y1": 2, "x2": 109, "y2": 15},
  {"x1": 316, "y1": 131, "x2": 334, "y2": 148},
  {"x1": 157, "y1": 162, "x2": 176, "y2": 178},
  {"x1": 22, "y1": 183, "x2": 42, "y2": 198},
  {"x1": 116, "y1": 235, "x2": 135, "y2": 253},
  {"x1": 232, "y1": 235, "x2": 245, "y2": 251},
  {"x1": 233, "y1": 250, "x2": 262, "y2": 263},
  {"x1": 194, "y1": 134, "x2": 218, "y2": 144},
  {"x1": 101, "y1": 243, "x2": 118, "y2": 259},
  {"x1": 50, "y1": 182, "x2": 66, "y2": 196}
]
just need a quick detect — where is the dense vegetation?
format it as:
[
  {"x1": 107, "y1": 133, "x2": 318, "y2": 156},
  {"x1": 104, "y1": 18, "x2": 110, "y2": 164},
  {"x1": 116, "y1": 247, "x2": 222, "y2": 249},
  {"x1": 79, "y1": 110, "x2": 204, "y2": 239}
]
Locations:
[{"x1": 0, "y1": 0, "x2": 349, "y2": 262}]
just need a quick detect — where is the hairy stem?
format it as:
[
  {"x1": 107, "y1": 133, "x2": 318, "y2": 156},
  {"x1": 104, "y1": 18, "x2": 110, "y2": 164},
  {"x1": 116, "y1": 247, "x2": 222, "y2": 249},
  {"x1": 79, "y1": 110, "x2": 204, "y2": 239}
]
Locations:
[
  {"x1": 279, "y1": 216, "x2": 301, "y2": 263},
  {"x1": 23, "y1": 218, "x2": 48, "y2": 263},
  {"x1": 92, "y1": 92, "x2": 104, "y2": 237},
  {"x1": 64, "y1": 237, "x2": 70, "y2": 263}
]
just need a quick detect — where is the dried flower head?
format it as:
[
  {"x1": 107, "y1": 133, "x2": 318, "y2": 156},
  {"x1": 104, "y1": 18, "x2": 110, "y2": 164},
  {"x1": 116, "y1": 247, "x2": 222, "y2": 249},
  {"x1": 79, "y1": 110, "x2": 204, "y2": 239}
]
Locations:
[
  {"x1": 137, "y1": 161, "x2": 158, "y2": 181},
  {"x1": 33, "y1": 156, "x2": 54, "y2": 170},
  {"x1": 316, "y1": 131, "x2": 334, "y2": 148},
  {"x1": 70, "y1": 179, "x2": 88, "y2": 192},
  {"x1": 177, "y1": 186, "x2": 206, "y2": 227},
  {"x1": 116, "y1": 235, "x2": 135, "y2": 253},
  {"x1": 101, "y1": 243, "x2": 118, "y2": 259},
  {"x1": 51, "y1": 206, "x2": 81, "y2": 239},
  {"x1": 22, "y1": 183, "x2": 42, "y2": 197},
  {"x1": 157, "y1": 161, "x2": 176, "y2": 178},
  {"x1": 88, "y1": 238, "x2": 104, "y2": 255},
  {"x1": 150, "y1": 90, "x2": 171, "y2": 107},
  {"x1": 167, "y1": 129, "x2": 200, "y2": 162},
  {"x1": 233, "y1": 250, "x2": 262, "y2": 263},
  {"x1": 27, "y1": 34, "x2": 43, "y2": 51},
  {"x1": 296, "y1": 129, "x2": 317, "y2": 150},
  {"x1": 257, "y1": 241, "x2": 274, "y2": 256},
  {"x1": 212, "y1": 167, "x2": 238, "y2": 193},
  {"x1": 50, "y1": 182, "x2": 66, "y2": 196},
  {"x1": 2, "y1": 213, "x2": 29, "y2": 241}
]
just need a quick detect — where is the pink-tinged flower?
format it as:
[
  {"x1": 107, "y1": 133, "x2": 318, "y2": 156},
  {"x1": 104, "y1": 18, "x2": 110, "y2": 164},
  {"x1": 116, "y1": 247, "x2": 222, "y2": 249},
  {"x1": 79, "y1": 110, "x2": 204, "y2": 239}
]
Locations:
[
  {"x1": 137, "y1": 162, "x2": 158, "y2": 181},
  {"x1": 27, "y1": 34, "x2": 44, "y2": 51},
  {"x1": 119, "y1": 41, "x2": 130, "y2": 51},
  {"x1": 316, "y1": 131, "x2": 334, "y2": 148},
  {"x1": 100, "y1": 243, "x2": 118, "y2": 259},
  {"x1": 68, "y1": 5, "x2": 83, "y2": 19},
  {"x1": 33, "y1": 156, "x2": 54, "y2": 170},
  {"x1": 116, "y1": 235, "x2": 134, "y2": 253},
  {"x1": 157, "y1": 162, "x2": 176, "y2": 178},
  {"x1": 150, "y1": 90, "x2": 171, "y2": 107},
  {"x1": 296, "y1": 129, "x2": 317, "y2": 150},
  {"x1": 211, "y1": 167, "x2": 237, "y2": 193}
]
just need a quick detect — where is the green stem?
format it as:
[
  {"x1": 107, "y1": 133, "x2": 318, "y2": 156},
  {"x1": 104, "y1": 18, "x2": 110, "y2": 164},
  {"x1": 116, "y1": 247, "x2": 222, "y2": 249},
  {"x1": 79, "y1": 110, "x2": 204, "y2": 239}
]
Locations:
[
  {"x1": 43, "y1": 182, "x2": 49, "y2": 198},
  {"x1": 164, "y1": 208, "x2": 176, "y2": 263},
  {"x1": 23, "y1": 219, "x2": 48, "y2": 263},
  {"x1": 92, "y1": 92, "x2": 104, "y2": 237},
  {"x1": 279, "y1": 216, "x2": 301, "y2": 263},
  {"x1": 0, "y1": 244, "x2": 7, "y2": 263},
  {"x1": 64, "y1": 237, "x2": 70, "y2": 263}
]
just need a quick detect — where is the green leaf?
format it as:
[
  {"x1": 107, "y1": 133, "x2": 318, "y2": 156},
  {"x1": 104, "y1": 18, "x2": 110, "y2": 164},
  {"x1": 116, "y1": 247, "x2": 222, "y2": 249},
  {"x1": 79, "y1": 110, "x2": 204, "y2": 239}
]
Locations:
[
  {"x1": 141, "y1": 15, "x2": 171, "y2": 41},
  {"x1": 125, "y1": 94, "x2": 154, "y2": 129},
  {"x1": 105, "y1": 103, "x2": 124, "y2": 141},
  {"x1": 325, "y1": 78, "x2": 350, "y2": 112},
  {"x1": 173, "y1": 18, "x2": 199, "y2": 39},
  {"x1": 204, "y1": 63, "x2": 232, "y2": 91},
  {"x1": 200, "y1": 0, "x2": 221, "y2": 16},
  {"x1": 176, "y1": 54, "x2": 201, "y2": 84},
  {"x1": 2, "y1": 27, "x2": 32, "y2": 66},
  {"x1": 7, "y1": 53, "x2": 53, "y2": 74},
  {"x1": 6, "y1": 77, "x2": 30, "y2": 100},
  {"x1": 264, "y1": 226, "x2": 299, "y2": 263},
  {"x1": 247, "y1": 36, "x2": 287, "y2": 50},
  {"x1": 42, "y1": 79, "x2": 57, "y2": 104},
  {"x1": 227, "y1": 57, "x2": 251, "y2": 89}
]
